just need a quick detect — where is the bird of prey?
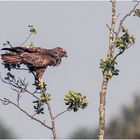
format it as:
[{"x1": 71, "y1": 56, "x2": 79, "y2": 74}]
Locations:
[{"x1": 0, "y1": 46, "x2": 67, "y2": 88}]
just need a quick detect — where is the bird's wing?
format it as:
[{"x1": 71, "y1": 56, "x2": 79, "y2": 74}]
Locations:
[
  {"x1": 20, "y1": 53, "x2": 57, "y2": 68},
  {"x1": 1, "y1": 54, "x2": 21, "y2": 63},
  {"x1": 1, "y1": 46, "x2": 47, "y2": 53},
  {"x1": 1, "y1": 47, "x2": 60, "y2": 59}
]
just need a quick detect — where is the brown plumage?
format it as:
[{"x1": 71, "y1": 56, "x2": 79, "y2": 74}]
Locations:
[{"x1": 1, "y1": 46, "x2": 67, "y2": 80}]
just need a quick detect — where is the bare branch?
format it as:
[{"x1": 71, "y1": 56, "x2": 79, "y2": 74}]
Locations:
[
  {"x1": 0, "y1": 73, "x2": 45, "y2": 103},
  {"x1": 54, "y1": 109, "x2": 71, "y2": 120},
  {"x1": 106, "y1": 24, "x2": 117, "y2": 36},
  {"x1": 0, "y1": 98, "x2": 52, "y2": 130},
  {"x1": 0, "y1": 98, "x2": 10, "y2": 105},
  {"x1": 11, "y1": 87, "x2": 22, "y2": 106},
  {"x1": 106, "y1": 24, "x2": 111, "y2": 31},
  {"x1": 20, "y1": 32, "x2": 32, "y2": 46},
  {"x1": 0, "y1": 74, "x2": 58, "y2": 137},
  {"x1": 116, "y1": 1, "x2": 140, "y2": 36}
]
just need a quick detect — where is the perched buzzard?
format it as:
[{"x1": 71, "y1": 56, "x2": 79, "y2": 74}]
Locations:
[{"x1": 1, "y1": 46, "x2": 67, "y2": 81}]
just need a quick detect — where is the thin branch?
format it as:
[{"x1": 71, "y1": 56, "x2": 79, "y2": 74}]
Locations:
[
  {"x1": 20, "y1": 32, "x2": 32, "y2": 46},
  {"x1": 106, "y1": 24, "x2": 117, "y2": 36},
  {"x1": 0, "y1": 74, "x2": 41, "y2": 108},
  {"x1": 0, "y1": 74, "x2": 44, "y2": 104},
  {"x1": 0, "y1": 75, "x2": 27, "y2": 93},
  {"x1": 0, "y1": 98, "x2": 52, "y2": 130},
  {"x1": 54, "y1": 109, "x2": 71, "y2": 120},
  {"x1": 32, "y1": 112, "x2": 38, "y2": 117},
  {"x1": 113, "y1": 42, "x2": 133, "y2": 63},
  {"x1": 0, "y1": 73, "x2": 57, "y2": 139},
  {"x1": 7, "y1": 41, "x2": 13, "y2": 48},
  {"x1": 116, "y1": 1, "x2": 140, "y2": 36},
  {"x1": 14, "y1": 89, "x2": 22, "y2": 106},
  {"x1": 0, "y1": 98, "x2": 10, "y2": 105}
]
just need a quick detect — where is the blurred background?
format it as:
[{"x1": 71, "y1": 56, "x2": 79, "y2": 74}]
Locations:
[{"x1": 0, "y1": 1, "x2": 140, "y2": 139}]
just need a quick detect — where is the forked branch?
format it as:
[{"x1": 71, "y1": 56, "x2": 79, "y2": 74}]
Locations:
[
  {"x1": 0, "y1": 98, "x2": 52, "y2": 130},
  {"x1": 116, "y1": 1, "x2": 140, "y2": 36},
  {"x1": 98, "y1": 1, "x2": 140, "y2": 140}
]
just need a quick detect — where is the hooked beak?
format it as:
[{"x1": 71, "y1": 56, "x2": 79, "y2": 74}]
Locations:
[{"x1": 63, "y1": 52, "x2": 67, "y2": 58}]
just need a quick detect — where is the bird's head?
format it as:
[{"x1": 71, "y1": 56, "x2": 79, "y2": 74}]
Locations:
[{"x1": 54, "y1": 47, "x2": 67, "y2": 58}]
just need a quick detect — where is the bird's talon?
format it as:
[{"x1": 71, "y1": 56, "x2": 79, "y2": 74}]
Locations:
[{"x1": 36, "y1": 80, "x2": 46, "y2": 90}]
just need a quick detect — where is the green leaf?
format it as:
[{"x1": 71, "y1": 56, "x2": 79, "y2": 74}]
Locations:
[
  {"x1": 134, "y1": 9, "x2": 140, "y2": 17},
  {"x1": 64, "y1": 91, "x2": 88, "y2": 112},
  {"x1": 28, "y1": 25, "x2": 37, "y2": 34}
]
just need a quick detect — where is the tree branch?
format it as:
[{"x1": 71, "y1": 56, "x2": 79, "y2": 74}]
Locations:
[
  {"x1": 99, "y1": 1, "x2": 116, "y2": 140},
  {"x1": 54, "y1": 109, "x2": 71, "y2": 120},
  {"x1": 99, "y1": 1, "x2": 139, "y2": 140},
  {"x1": 116, "y1": 1, "x2": 140, "y2": 36},
  {"x1": 20, "y1": 32, "x2": 32, "y2": 46},
  {"x1": 45, "y1": 100, "x2": 56, "y2": 139},
  {"x1": 107, "y1": 0, "x2": 117, "y2": 58},
  {"x1": 0, "y1": 74, "x2": 57, "y2": 139},
  {"x1": 0, "y1": 98, "x2": 52, "y2": 130}
]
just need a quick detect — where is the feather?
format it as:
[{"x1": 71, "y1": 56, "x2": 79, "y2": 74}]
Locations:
[{"x1": 1, "y1": 46, "x2": 67, "y2": 80}]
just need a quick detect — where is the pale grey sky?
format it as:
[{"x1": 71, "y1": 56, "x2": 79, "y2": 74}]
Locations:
[{"x1": 0, "y1": 1, "x2": 140, "y2": 138}]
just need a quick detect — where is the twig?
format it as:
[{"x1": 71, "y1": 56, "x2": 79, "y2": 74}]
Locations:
[
  {"x1": 12, "y1": 88, "x2": 22, "y2": 106},
  {"x1": 32, "y1": 112, "x2": 38, "y2": 117},
  {"x1": 116, "y1": 1, "x2": 140, "y2": 36},
  {"x1": 20, "y1": 32, "x2": 32, "y2": 46},
  {"x1": 7, "y1": 41, "x2": 13, "y2": 48},
  {"x1": 0, "y1": 98, "x2": 10, "y2": 105},
  {"x1": 0, "y1": 73, "x2": 57, "y2": 139},
  {"x1": 113, "y1": 49, "x2": 125, "y2": 62},
  {"x1": 0, "y1": 75, "x2": 26, "y2": 93},
  {"x1": 0, "y1": 74, "x2": 42, "y2": 103},
  {"x1": 0, "y1": 98, "x2": 52, "y2": 130},
  {"x1": 54, "y1": 109, "x2": 71, "y2": 120},
  {"x1": 106, "y1": 24, "x2": 117, "y2": 36}
]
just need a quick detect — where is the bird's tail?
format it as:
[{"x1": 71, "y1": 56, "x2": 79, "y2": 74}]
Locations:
[
  {"x1": 1, "y1": 47, "x2": 32, "y2": 53},
  {"x1": 1, "y1": 54, "x2": 21, "y2": 63},
  {"x1": 1, "y1": 47, "x2": 20, "y2": 53}
]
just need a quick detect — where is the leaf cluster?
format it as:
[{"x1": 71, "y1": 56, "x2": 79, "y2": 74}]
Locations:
[
  {"x1": 4, "y1": 72, "x2": 28, "y2": 90},
  {"x1": 3, "y1": 41, "x2": 12, "y2": 47},
  {"x1": 33, "y1": 100, "x2": 44, "y2": 114},
  {"x1": 28, "y1": 25, "x2": 37, "y2": 34},
  {"x1": 33, "y1": 93, "x2": 51, "y2": 114},
  {"x1": 100, "y1": 26, "x2": 135, "y2": 80},
  {"x1": 133, "y1": 8, "x2": 140, "y2": 17},
  {"x1": 100, "y1": 58, "x2": 119, "y2": 80},
  {"x1": 113, "y1": 27, "x2": 135, "y2": 52},
  {"x1": 64, "y1": 91, "x2": 88, "y2": 112},
  {"x1": 3, "y1": 63, "x2": 21, "y2": 71}
]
